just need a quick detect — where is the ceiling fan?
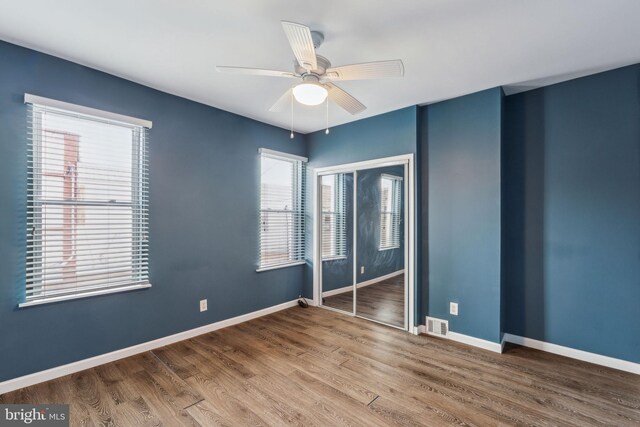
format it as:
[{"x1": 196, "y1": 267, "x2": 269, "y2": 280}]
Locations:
[{"x1": 217, "y1": 21, "x2": 404, "y2": 115}]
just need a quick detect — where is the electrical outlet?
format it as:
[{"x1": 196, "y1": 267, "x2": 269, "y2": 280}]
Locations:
[
  {"x1": 450, "y1": 302, "x2": 458, "y2": 316},
  {"x1": 360, "y1": 266, "x2": 365, "y2": 274},
  {"x1": 200, "y1": 299, "x2": 208, "y2": 312}
]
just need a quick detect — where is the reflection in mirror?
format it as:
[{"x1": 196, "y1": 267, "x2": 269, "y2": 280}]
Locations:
[
  {"x1": 356, "y1": 166, "x2": 405, "y2": 327},
  {"x1": 320, "y1": 172, "x2": 354, "y2": 314}
]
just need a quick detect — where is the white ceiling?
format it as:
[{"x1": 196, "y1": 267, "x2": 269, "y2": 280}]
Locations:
[{"x1": 1, "y1": 1, "x2": 639, "y2": 133}]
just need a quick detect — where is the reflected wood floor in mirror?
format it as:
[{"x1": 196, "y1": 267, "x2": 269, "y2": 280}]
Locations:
[
  {"x1": 323, "y1": 274, "x2": 405, "y2": 327},
  {"x1": 2, "y1": 306, "x2": 638, "y2": 426},
  {"x1": 323, "y1": 289, "x2": 354, "y2": 313},
  {"x1": 356, "y1": 274, "x2": 404, "y2": 327}
]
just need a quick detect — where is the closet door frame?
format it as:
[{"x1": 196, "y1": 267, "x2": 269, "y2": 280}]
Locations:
[{"x1": 313, "y1": 154, "x2": 415, "y2": 333}]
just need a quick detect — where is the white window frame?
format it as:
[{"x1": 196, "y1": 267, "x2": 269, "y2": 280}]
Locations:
[
  {"x1": 20, "y1": 94, "x2": 152, "y2": 307},
  {"x1": 379, "y1": 173, "x2": 403, "y2": 251},
  {"x1": 257, "y1": 148, "x2": 307, "y2": 272}
]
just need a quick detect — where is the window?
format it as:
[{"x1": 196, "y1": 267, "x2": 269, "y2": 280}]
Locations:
[
  {"x1": 321, "y1": 174, "x2": 347, "y2": 260},
  {"x1": 24, "y1": 95, "x2": 151, "y2": 305},
  {"x1": 380, "y1": 174, "x2": 402, "y2": 250},
  {"x1": 258, "y1": 149, "x2": 306, "y2": 270}
]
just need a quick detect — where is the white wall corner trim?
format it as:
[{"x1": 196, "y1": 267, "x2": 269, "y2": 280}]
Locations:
[
  {"x1": 0, "y1": 299, "x2": 301, "y2": 395},
  {"x1": 504, "y1": 334, "x2": 640, "y2": 375}
]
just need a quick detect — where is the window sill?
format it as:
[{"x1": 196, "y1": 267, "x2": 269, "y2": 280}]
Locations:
[
  {"x1": 379, "y1": 246, "x2": 400, "y2": 252},
  {"x1": 256, "y1": 261, "x2": 305, "y2": 273},
  {"x1": 322, "y1": 256, "x2": 348, "y2": 262},
  {"x1": 18, "y1": 282, "x2": 151, "y2": 308}
]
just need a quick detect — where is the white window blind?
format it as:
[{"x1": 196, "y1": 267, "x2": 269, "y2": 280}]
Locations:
[
  {"x1": 258, "y1": 149, "x2": 306, "y2": 270},
  {"x1": 380, "y1": 174, "x2": 402, "y2": 250},
  {"x1": 321, "y1": 174, "x2": 347, "y2": 260},
  {"x1": 24, "y1": 96, "x2": 151, "y2": 306}
]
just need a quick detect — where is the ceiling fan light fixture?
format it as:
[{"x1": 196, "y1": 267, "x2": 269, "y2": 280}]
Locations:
[{"x1": 292, "y1": 82, "x2": 328, "y2": 106}]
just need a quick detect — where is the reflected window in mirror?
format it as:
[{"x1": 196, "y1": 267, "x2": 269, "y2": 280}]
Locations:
[
  {"x1": 321, "y1": 174, "x2": 347, "y2": 260},
  {"x1": 380, "y1": 174, "x2": 402, "y2": 250}
]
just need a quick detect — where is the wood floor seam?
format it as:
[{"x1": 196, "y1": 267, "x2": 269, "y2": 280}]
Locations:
[
  {"x1": 182, "y1": 398, "x2": 205, "y2": 411},
  {"x1": 367, "y1": 395, "x2": 380, "y2": 407}
]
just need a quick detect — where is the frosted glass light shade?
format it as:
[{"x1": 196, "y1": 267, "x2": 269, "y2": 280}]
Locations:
[{"x1": 292, "y1": 83, "x2": 328, "y2": 106}]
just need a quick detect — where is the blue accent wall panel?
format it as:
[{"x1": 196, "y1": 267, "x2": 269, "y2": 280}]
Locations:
[
  {"x1": 426, "y1": 88, "x2": 503, "y2": 343},
  {"x1": 0, "y1": 41, "x2": 306, "y2": 382},
  {"x1": 504, "y1": 65, "x2": 640, "y2": 362},
  {"x1": 418, "y1": 109, "x2": 428, "y2": 323}
]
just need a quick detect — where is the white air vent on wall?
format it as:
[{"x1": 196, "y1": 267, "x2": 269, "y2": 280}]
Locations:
[{"x1": 426, "y1": 316, "x2": 449, "y2": 337}]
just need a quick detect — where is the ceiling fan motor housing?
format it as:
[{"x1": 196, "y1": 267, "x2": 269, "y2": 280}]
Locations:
[{"x1": 295, "y1": 55, "x2": 331, "y2": 77}]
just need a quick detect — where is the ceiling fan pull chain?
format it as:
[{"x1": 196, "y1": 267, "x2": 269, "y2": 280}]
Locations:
[
  {"x1": 325, "y1": 97, "x2": 330, "y2": 135},
  {"x1": 290, "y1": 89, "x2": 295, "y2": 139}
]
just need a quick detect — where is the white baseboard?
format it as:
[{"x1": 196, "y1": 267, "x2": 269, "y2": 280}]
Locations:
[
  {"x1": 357, "y1": 269, "x2": 404, "y2": 289},
  {"x1": 0, "y1": 299, "x2": 301, "y2": 395},
  {"x1": 321, "y1": 269, "x2": 404, "y2": 298},
  {"x1": 417, "y1": 324, "x2": 503, "y2": 353},
  {"x1": 413, "y1": 327, "x2": 638, "y2": 375},
  {"x1": 504, "y1": 334, "x2": 640, "y2": 375},
  {"x1": 446, "y1": 332, "x2": 504, "y2": 353}
]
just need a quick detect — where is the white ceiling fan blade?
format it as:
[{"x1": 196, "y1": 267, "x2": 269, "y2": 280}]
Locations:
[
  {"x1": 281, "y1": 21, "x2": 317, "y2": 71},
  {"x1": 325, "y1": 60, "x2": 404, "y2": 81},
  {"x1": 269, "y1": 89, "x2": 293, "y2": 112},
  {"x1": 325, "y1": 83, "x2": 366, "y2": 115},
  {"x1": 216, "y1": 66, "x2": 296, "y2": 78}
]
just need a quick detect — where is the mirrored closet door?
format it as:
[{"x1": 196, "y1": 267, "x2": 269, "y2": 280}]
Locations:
[
  {"x1": 318, "y1": 159, "x2": 408, "y2": 330},
  {"x1": 355, "y1": 166, "x2": 406, "y2": 328}
]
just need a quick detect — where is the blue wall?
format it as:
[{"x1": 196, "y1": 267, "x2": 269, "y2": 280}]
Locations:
[
  {"x1": 504, "y1": 65, "x2": 640, "y2": 362},
  {"x1": 356, "y1": 166, "x2": 405, "y2": 283},
  {"x1": 321, "y1": 173, "x2": 354, "y2": 293},
  {"x1": 424, "y1": 88, "x2": 503, "y2": 343},
  {"x1": 304, "y1": 107, "x2": 419, "y2": 324},
  {"x1": 0, "y1": 41, "x2": 306, "y2": 382},
  {"x1": 2, "y1": 38, "x2": 637, "y2": 384},
  {"x1": 306, "y1": 107, "x2": 418, "y2": 168}
]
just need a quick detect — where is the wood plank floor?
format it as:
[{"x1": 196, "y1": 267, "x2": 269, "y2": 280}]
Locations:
[
  {"x1": 2, "y1": 306, "x2": 639, "y2": 426},
  {"x1": 323, "y1": 274, "x2": 405, "y2": 327}
]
